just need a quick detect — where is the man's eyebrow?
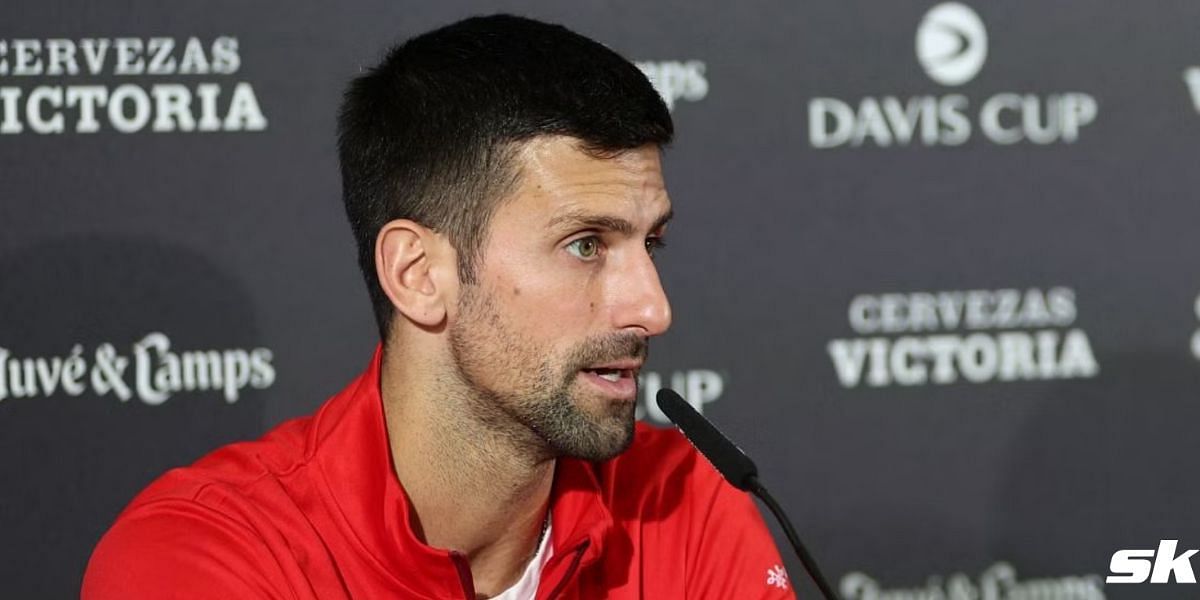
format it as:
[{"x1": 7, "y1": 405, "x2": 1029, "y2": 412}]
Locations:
[
  {"x1": 548, "y1": 208, "x2": 674, "y2": 236},
  {"x1": 650, "y1": 208, "x2": 674, "y2": 234}
]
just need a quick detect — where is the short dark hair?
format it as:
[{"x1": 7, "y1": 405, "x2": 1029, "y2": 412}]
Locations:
[{"x1": 337, "y1": 14, "x2": 674, "y2": 339}]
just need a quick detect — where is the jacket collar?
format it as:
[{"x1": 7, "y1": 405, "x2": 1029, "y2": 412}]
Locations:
[{"x1": 309, "y1": 346, "x2": 613, "y2": 595}]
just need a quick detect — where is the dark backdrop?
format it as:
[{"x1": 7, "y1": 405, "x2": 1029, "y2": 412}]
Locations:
[{"x1": 3, "y1": 2, "x2": 1199, "y2": 598}]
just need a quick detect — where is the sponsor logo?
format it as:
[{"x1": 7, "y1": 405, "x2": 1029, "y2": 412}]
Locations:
[
  {"x1": 828, "y1": 287, "x2": 1099, "y2": 388},
  {"x1": 636, "y1": 60, "x2": 708, "y2": 111},
  {"x1": 1192, "y1": 294, "x2": 1200, "y2": 361},
  {"x1": 1108, "y1": 540, "x2": 1198, "y2": 584},
  {"x1": 0, "y1": 36, "x2": 267, "y2": 134},
  {"x1": 766, "y1": 564, "x2": 789, "y2": 590},
  {"x1": 809, "y1": 2, "x2": 1098, "y2": 148},
  {"x1": 0, "y1": 332, "x2": 275, "y2": 404},
  {"x1": 1185, "y1": 67, "x2": 1200, "y2": 113},
  {"x1": 636, "y1": 368, "x2": 725, "y2": 422},
  {"x1": 915, "y1": 2, "x2": 987, "y2": 86},
  {"x1": 841, "y1": 563, "x2": 1105, "y2": 600}
]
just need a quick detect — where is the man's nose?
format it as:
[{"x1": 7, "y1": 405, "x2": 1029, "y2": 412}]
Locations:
[{"x1": 611, "y1": 250, "x2": 672, "y2": 337}]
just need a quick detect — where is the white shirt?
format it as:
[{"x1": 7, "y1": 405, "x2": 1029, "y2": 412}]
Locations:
[{"x1": 490, "y1": 520, "x2": 553, "y2": 600}]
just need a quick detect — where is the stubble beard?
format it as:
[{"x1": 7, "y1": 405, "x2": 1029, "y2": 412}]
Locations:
[{"x1": 448, "y1": 284, "x2": 645, "y2": 462}]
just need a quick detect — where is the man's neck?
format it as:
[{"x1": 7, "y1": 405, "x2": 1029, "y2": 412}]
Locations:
[{"x1": 380, "y1": 346, "x2": 554, "y2": 597}]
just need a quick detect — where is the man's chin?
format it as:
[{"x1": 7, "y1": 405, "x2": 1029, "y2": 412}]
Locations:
[
  {"x1": 545, "y1": 398, "x2": 637, "y2": 462},
  {"x1": 561, "y1": 426, "x2": 635, "y2": 462}
]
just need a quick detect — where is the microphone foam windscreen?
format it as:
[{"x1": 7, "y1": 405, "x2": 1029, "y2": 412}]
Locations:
[{"x1": 656, "y1": 388, "x2": 759, "y2": 490}]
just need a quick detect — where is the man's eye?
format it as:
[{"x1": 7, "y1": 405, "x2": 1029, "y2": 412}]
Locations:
[
  {"x1": 645, "y1": 237, "x2": 667, "y2": 258},
  {"x1": 566, "y1": 236, "x2": 601, "y2": 259}
]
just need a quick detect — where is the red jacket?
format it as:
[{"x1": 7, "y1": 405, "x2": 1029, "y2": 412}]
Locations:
[{"x1": 83, "y1": 350, "x2": 796, "y2": 599}]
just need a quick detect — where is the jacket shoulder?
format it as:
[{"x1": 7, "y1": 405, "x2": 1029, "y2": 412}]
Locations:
[
  {"x1": 83, "y1": 415, "x2": 319, "y2": 599},
  {"x1": 121, "y1": 412, "x2": 313, "y2": 514}
]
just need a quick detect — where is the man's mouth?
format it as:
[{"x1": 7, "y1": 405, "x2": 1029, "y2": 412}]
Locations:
[
  {"x1": 579, "y1": 361, "x2": 641, "y2": 400},
  {"x1": 584, "y1": 367, "x2": 632, "y2": 382}
]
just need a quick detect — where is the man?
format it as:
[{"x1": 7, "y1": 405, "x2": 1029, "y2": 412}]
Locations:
[{"x1": 83, "y1": 15, "x2": 794, "y2": 599}]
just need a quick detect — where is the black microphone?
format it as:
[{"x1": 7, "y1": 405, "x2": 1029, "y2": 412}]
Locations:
[{"x1": 656, "y1": 388, "x2": 839, "y2": 600}]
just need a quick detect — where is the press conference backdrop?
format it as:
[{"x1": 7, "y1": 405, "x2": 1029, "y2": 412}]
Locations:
[{"x1": 3, "y1": 1, "x2": 1199, "y2": 598}]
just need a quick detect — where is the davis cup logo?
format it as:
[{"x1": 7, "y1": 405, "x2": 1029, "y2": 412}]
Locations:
[
  {"x1": 915, "y1": 2, "x2": 987, "y2": 86},
  {"x1": 809, "y1": 1, "x2": 1098, "y2": 147}
]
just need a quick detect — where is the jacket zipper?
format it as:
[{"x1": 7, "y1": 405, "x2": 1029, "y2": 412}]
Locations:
[
  {"x1": 450, "y1": 551, "x2": 476, "y2": 600},
  {"x1": 544, "y1": 540, "x2": 590, "y2": 600}
]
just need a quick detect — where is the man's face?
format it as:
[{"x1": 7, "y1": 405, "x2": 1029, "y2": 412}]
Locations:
[{"x1": 447, "y1": 136, "x2": 673, "y2": 461}]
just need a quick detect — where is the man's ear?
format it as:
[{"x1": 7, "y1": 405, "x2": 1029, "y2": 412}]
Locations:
[{"x1": 375, "y1": 220, "x2": 455, "y2": 328}]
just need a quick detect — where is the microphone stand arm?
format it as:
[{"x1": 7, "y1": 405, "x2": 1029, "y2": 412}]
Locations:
[{"x1": 747, "y1": 476, "x2": 840, "y2": 600}]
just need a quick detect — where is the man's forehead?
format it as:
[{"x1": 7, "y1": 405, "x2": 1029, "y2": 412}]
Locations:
[{"x1": 510, "y1": 136, "x2": 670, "y2": 223}]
